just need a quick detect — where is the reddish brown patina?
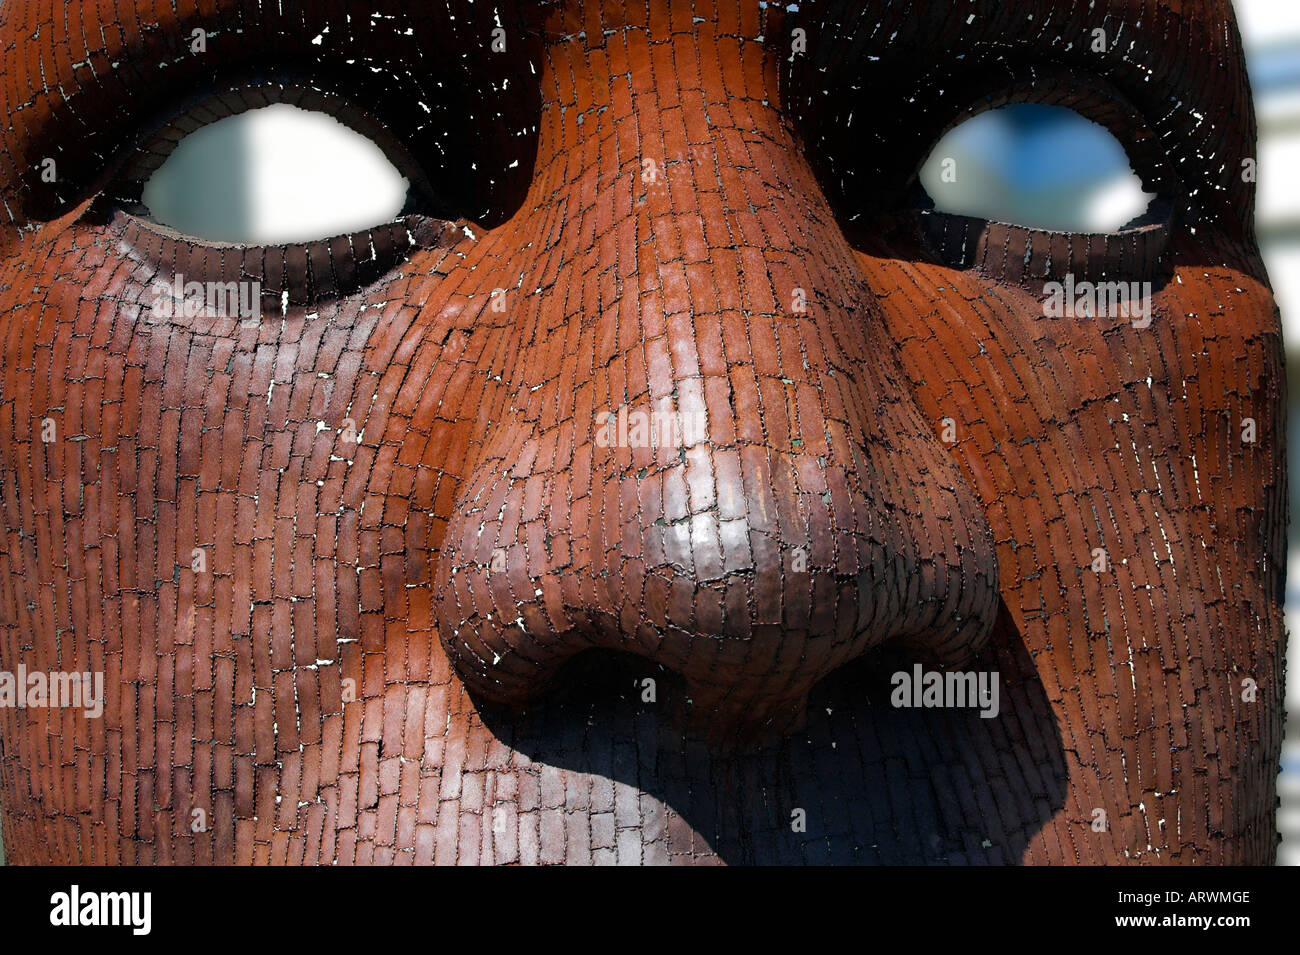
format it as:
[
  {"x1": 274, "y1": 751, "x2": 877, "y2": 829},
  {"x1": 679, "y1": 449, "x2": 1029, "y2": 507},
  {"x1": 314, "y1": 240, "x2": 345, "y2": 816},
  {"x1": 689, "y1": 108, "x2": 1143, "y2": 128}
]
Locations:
[{"x1": 0, "y1": 0, "x2": 1285, "y2": 864}]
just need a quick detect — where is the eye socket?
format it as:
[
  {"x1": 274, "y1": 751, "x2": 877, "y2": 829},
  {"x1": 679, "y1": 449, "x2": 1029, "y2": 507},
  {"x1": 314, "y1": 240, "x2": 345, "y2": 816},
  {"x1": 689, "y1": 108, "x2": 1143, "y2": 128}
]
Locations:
[
  {"x1": 140, "y1": 103, "x2": 411, "y2": 244},
  {"x1": 919, "y1": 104, "x2": 1155, "y2": 234}
]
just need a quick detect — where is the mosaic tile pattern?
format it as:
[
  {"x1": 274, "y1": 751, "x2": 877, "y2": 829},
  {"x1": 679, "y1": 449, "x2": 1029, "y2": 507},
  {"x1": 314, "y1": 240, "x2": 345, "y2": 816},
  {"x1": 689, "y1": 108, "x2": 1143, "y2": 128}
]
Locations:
[{"x1": 0, "y1": 0, "x2": 1285, "y2": 864}]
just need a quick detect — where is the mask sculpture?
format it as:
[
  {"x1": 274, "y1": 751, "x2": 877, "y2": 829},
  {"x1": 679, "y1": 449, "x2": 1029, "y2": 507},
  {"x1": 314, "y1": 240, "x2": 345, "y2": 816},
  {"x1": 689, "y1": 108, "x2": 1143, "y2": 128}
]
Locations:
[{"x1": 0, "y1": 0, "x2": 1285, "y2": 864}]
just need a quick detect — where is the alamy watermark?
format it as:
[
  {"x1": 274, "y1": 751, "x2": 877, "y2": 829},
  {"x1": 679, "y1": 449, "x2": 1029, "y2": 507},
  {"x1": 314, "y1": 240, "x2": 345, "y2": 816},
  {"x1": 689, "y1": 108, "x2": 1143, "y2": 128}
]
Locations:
[
  {"x1": 50, "y1": 885, "x2": 151, "y2": 935},
  {"x1": 890, "y1": 664, "x2": 1000, "y2": 719},
  {"x1": 147, "y1": 273, "x2": 262, "y2": 324},
  {"x1": 1043, "y1": 273, "x2": 1152, "y2": 328},
  {"x1": 594, "y1": 406, "x2": 708, "y2": 449},
  {"x1": 0, "y1": 666, "x2": 104, "y2": 717}
]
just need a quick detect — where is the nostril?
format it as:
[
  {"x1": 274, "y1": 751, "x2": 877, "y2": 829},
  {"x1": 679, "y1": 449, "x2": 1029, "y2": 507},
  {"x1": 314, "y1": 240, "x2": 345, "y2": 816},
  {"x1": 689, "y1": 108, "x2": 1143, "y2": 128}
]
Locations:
[{"x1": 482, "y1": 647, "x2": 686, "y2": 726}]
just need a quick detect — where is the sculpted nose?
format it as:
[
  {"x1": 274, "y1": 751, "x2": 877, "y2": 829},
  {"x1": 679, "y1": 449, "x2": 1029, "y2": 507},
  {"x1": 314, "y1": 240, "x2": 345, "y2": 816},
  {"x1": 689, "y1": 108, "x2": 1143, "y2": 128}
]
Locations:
[{"x1": 430, "y1": 36, "x2": 999, "y2": 743}]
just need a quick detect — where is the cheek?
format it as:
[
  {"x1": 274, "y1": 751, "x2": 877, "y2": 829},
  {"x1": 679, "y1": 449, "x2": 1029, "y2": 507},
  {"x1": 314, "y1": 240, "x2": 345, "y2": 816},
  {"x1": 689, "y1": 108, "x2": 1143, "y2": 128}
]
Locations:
[
  {"x1": 0, "y1": 229, "x2": 496, "y2": 667},
  {"x1": 860, "y1": 245, "x2": 1285, "y2": 703},
  {"x1": 866, "y1": 256, "x2": 1283, "y2": 524}
]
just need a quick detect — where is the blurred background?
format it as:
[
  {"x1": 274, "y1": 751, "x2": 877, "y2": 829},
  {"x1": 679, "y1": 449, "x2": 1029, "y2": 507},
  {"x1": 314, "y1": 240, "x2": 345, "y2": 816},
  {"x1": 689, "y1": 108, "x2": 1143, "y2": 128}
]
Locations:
[
  {"x1": 0, "y1": 0, "x2": 1296, "y2": 867},
  {"x1": 1238, "y1": 0, "x2": 1300, "y2": 868}
]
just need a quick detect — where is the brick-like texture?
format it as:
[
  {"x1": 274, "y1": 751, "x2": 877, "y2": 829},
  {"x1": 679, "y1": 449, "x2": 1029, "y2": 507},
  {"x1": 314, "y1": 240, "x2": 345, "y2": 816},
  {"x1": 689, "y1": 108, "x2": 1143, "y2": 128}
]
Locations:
[{"x1": 0, "y1": 0, "x2": 1285, "y2": 864}]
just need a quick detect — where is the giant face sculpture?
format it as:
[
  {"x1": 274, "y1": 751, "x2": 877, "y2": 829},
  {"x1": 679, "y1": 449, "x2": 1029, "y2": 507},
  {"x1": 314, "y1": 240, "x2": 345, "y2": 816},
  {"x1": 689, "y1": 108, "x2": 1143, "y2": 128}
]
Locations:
[{"x1": 0, "y1": 0, "x2": 1284, "y2": 865}]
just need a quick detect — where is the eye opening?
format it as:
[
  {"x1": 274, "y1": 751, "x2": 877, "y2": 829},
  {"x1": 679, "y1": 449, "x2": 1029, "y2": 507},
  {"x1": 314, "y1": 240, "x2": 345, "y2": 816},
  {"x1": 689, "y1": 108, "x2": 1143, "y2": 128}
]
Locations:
[
  {"x1": 917, "y1": 102, "x2": 1157, "y2": 234},
  {"x1": 104, "y1": 82, "x2": 450, "y2": 243},
  {"x1": 897, "y1": 77, "x2": 1180, "y2": 283},
  {"x1": 796, "y1": 58, "x2": 1183, "y2": 261},
  {"x1": 94, "y1": 82, "x2": 475, "y2": 310},
  {"x1": 138, "y1": 103, "x2": 412, "y2": 245}
]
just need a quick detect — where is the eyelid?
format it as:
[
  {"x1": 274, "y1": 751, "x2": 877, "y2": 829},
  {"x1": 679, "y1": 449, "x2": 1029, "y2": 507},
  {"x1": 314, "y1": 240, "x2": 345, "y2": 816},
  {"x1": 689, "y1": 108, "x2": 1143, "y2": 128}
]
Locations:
[
  {"x1": 913, "y1": 198, "x2": 1173, "y2": 286},
  {"x1": 114, "y1": 209, "x2": 460, "y2": 313}
]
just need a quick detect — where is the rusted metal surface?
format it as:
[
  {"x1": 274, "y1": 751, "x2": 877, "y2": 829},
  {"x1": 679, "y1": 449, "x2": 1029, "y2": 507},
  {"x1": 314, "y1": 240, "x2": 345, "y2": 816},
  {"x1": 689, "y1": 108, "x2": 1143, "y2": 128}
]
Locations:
[{"x1": 0, "y1": 0, "x2": 1284, "y2": 864}]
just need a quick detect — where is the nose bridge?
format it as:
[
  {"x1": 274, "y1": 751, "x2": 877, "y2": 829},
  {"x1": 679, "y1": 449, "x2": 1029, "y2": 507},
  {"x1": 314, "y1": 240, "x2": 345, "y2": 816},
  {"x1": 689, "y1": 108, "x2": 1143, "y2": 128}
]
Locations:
[
  {"x1": 584, "y1": 22, "x2": 885, "y2": 486},
  {"x1": 524, "y1": 15, "x2": 880, "y2": 403},
  {"x1": 535, "y1": 25, "x2": 887, "y2": 586},
  {"x1": 622, "y1": 23, "x2": 870, "y2": 356},
  {"x1": 634, "y1": 83, "x2": 875, "y2": 386}
]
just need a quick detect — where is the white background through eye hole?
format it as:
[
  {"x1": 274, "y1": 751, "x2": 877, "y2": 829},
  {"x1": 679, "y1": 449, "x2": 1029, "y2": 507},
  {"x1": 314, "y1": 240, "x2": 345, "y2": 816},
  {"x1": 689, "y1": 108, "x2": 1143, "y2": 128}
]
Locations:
[
  {"x1": 143, "y1": 103, "x2": 410, "y2": 245},
  {"x1": 919, "y1": 103, "x2": 1154, "y2": 233}
]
